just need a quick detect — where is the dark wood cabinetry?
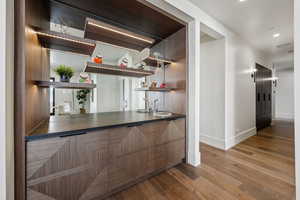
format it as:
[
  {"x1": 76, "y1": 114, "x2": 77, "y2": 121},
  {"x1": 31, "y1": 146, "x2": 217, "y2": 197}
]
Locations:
[
  {"x1": 256, "y1": 64, "x2": 272, "y2": 130},
  {"x1": 26, "y1": 118, "x2": 185, "y2": 200}
]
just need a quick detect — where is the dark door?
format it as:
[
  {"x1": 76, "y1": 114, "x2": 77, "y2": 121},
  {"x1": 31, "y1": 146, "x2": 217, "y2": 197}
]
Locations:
[{"x1": 256, "y1": 63, "x2": 272, "y2": 130}]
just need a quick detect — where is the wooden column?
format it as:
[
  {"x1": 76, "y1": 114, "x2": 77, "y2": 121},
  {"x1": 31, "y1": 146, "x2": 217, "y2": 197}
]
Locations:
[
  {"x1": 14, "y1": 0, "x2": 26, "y2": 198},
  {"x1": 15, "y1": 0, "x2": 50, "y2": 199}
]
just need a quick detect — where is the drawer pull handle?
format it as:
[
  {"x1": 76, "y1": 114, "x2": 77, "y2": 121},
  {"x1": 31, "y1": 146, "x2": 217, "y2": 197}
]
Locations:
[
  {"x1": 60, "y1": 132, "x2": 87, "y2": 138},
  {"x1": 166, "y1": 118, "x2": 176, "y2": 121},
  {"x1": 127, "y1": 123, "x2": 143, "y2": 128}
]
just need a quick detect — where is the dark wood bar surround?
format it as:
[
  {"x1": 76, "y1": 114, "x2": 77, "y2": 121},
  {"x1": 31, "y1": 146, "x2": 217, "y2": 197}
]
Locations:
[{"x1": 14, "y1": 0, "x2": 188, "y2": 199}]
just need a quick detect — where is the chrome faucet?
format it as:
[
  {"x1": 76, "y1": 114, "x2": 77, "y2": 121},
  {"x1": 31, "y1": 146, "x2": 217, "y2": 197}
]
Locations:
[
  {"x1": 143, "y1": 97, "x2": 151, "y2": 112},
  {"x1": 153, "y1": 99, "x2": 159, "y2": 113}
]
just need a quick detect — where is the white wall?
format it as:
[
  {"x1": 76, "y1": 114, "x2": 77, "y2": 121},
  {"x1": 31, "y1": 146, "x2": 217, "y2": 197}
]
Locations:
[
  {"x1": 159, "y1": 0, "x2": 270, "y2": 150},
  {"x1": 0, "y1": 0, "x2": 14, "y2": 199},
  {"x1": 225, "y1": 35, "x2": 270, "y2": 149},
  {"x1": 275, "y1": 68, "x2": 294, "y2": 120},
  {"x1": 200, "y1": 38, "x2": 226, "y2": 148},
  {"x1": 146, "y1": 0, "x2": 259, "y2": 164},
  {"x1": 199, "y1": 34, "x2": 269, "y2": 150}
]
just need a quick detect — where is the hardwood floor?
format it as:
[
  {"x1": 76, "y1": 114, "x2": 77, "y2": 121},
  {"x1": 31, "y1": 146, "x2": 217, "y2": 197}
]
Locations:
[{"x1": 107, "y1": 120, "x2": 295, "y2": 200}]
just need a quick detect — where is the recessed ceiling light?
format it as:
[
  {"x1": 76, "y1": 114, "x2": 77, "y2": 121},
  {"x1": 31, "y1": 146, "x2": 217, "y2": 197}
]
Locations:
[
  {"x1": 239, "y1": 0, "x2": 247, "y2": 2},
  {"x1": 273, "y1": 33, "x2": 280, "y2": 38}
]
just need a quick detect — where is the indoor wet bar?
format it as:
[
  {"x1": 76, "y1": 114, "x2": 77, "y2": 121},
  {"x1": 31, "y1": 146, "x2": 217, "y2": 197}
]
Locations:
[{"x1": 15, "y1": 0, "x2": 188, "y2": 199}]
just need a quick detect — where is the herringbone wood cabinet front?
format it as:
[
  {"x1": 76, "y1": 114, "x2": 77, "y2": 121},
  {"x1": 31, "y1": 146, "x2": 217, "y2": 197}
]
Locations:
[{"x1": 26, "y1": 119, "x2": 186, "y2": 200}]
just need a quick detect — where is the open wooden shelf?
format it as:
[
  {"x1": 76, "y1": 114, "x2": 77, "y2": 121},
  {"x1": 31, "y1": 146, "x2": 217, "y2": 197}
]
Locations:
[
  {"x1": 84, "y1": 18, "x2": 155, "y2": 51},
  {"x1": 84, "y1": 62, "x2": 154, "y2": 78},
  {"x1": 35, "y1": 29, "x2": 96, "y2": 55},
  {"x1": 135, "y1": 87, "x2": 175, "y2": 92},
  {"x1": 144, "y1": 56, "x2": 173, "y2": 67},
  {"x1": 34, "y1": 81, "x2": 96, "y2": 89}
]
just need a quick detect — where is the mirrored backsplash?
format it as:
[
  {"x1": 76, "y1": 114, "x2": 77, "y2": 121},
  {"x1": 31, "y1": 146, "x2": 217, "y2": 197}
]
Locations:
[{"x1": 50, "y1": 72, "x2": 146, "y2": 115}]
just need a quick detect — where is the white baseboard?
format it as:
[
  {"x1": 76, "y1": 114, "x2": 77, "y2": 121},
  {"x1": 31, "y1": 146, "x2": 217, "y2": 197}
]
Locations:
[
  {"x1": 200, "y1": 134, "x2": 226, "y2": 150},
  {"x1": 274, "y1": 118, "x2": 294, "y2": 122},
  {"x1": 275, "y1": 113, "x2": 294, "y2": 120},
  {"x1": 200, "y1": 127, "x2": 257, "y2": 151},
  {"x1": 225, "y1": 127, "x2": 257, "y2": 150}
]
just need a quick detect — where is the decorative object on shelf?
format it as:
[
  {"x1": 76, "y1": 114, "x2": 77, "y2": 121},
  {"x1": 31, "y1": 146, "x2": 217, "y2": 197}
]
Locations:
[
  {"x1": 79, "y1": 72, "x2": 92, "y2": 84},
  {"x1": 93, "y1": 55, "x2": 103, "y2": 64},
  {"x1": 160, "y1": 83, "x2": 166, "y2": 88},
  {"x1": 140, "y1": 81, "x2": 148, "y2": 88},
  {"x1": 119, "y1": 58, "x2": 129, "y2": 69},
  {"x1": 134, "y1": 48, "x2": 150, "y2": 68},
  {"x1": 134, "y1": 48, "x2": 172, "y2": 68},
  {"x1": 52, "y1": 102, "x2": 72, "y2": 115},
  {"x1": 135, "y1": 87, "x2": 175, "y2": 92},
  {"x1": 54, "y1": 65, "x2": 74, "y2": 82},
  {"x1": 136, "y1": 80, "x2": 175, "y2": 92},
  {"x1": 150, "y1": 81, "x2": 158, "y2": 88},
  {"x1": 118, "y1": 52, "x2": 132, "y2": 69},
  {"x1": 135, "y1": 62, "x2": 146, "y2": 70},
  {"x1": 52, "y1": 104, "x2": 65, "y2": 115},
  {"x1": 76, "y1": 89, "x2": 90, "y2": 114}
]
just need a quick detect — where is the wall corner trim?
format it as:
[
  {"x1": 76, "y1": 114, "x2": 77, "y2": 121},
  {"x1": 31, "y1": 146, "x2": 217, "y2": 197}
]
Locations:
[
  {"x1": 187, "y1": 152, "x2": 201, "y2": 167},
  {"x1": 200, "y1": 134, "x2": 226, "y2": 150},
  {"x1": 225, "y1": 127, "x2": 257, "y2": 150},
  {"x1": 200, "y1": 127, "x2": 257, "y2": 151}
]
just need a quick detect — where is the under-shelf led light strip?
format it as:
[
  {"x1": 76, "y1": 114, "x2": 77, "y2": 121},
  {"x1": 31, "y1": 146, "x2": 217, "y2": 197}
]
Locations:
[
  {"x1": 87, "y1": 21, "x2": 154, "y2": 44},
  {"x1": 148, "y1": 56, "x2": 173, "y2": 64},
  {"x1": 35, "y1": 31, "x2": 96, "y2": 47},
  {"x1": 97, "y1": 65, "x2": 153, "y2": 76}
]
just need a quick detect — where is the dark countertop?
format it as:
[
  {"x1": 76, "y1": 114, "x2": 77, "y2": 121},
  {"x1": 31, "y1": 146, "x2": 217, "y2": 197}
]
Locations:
[{"x1": 26, "y1": 111, "x2": 186, "y2": 141}]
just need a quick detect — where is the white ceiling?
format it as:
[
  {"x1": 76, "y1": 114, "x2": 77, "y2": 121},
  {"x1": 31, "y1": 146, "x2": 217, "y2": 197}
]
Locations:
[{"x1": 189, "y1": 0, "x2": 294, "y2": 56}]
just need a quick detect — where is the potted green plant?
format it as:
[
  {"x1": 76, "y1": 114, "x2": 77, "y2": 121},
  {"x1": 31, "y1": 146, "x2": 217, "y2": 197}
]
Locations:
[
  {"x1": 76, "y1": 89, "x2": 90, "y2": 114},
  {"x1": 54, "y1": 65, "x2": 74, "y2": 82}
]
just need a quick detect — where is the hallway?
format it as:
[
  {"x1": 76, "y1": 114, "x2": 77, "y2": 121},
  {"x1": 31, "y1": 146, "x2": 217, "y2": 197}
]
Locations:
[{"x1": 108, "y1": 121, "x2": 295, "y2": 200}]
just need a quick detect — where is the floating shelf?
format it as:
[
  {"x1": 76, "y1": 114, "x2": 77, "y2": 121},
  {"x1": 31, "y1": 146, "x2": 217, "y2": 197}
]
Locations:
[
  {"x1": 35, "y1": 29, "x2": 96, "y2": 55},
  {"x1": 84, "y1": 18, "x2": 155, "y2": 51},
  {"x1": 135, "y1": 87, "x2": 175, "y2": 92},
  {"x1": 34, "y1": 81, "x2": 96, "y2": 89},
  {"x1": 84, "y1": 62, "x2": 154, "y2": 78},
  {"x1": 144, "y1": 56, "x2": 173, "y2": 67}
]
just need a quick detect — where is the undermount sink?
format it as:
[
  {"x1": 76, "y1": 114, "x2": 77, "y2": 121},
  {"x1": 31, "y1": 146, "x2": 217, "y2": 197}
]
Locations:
[
  {"x1": 153, "y1": 111, "x2": 172, "y2": 117},
  {"x1": 137, "y1": 109, "x2": 150, "y2": 113}
]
